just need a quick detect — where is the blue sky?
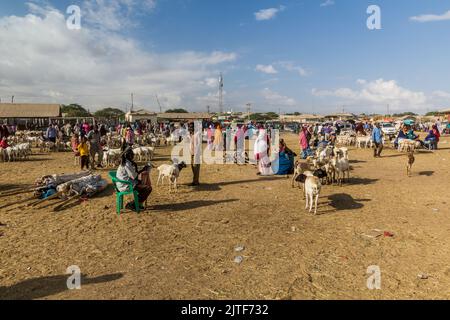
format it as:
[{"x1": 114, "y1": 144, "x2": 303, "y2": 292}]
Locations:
[{"x1": 0, "y1": 0, "x2": 449, "y2": 114}]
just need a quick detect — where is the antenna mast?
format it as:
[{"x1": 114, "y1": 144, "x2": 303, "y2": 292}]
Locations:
[
  {"x1": 156, "y1": 95, "x2": 163, "y2": 113},
  {"x1": 219, "y1": 73, "x2": 224, "y2": 114}
]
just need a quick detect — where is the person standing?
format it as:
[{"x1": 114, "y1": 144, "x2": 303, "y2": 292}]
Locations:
[
  {"x1": 87, "y1": 125, "x2": 104, "y2": 169},
  {"x1": 299, "y1": 126, "x2": 311, "y2": 159},
  {"x1": 189, "y1": 124, "x2": 202, "y2": 186},
  {"x1": 77, "y1": 136, "x2": 90, "y2": 170},
  {"x1": 372, "y1": 122, "x2": 383, "y2": 158},
  {"x1": 46, "y1": 124, "x2": 57, "y2": 143}
]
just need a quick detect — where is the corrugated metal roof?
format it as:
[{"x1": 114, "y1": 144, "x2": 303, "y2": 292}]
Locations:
[{"x1": 0, "y1": 103, "x2": 61, "y2": 118}]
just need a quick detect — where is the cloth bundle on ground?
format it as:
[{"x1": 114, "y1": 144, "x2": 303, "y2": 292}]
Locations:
[
  {"x1": 273, "y1": 151, "x2": 295, "y2": 175},
  {"x1": 57, "y1": 174, "x2": 108, "y2": 197}
]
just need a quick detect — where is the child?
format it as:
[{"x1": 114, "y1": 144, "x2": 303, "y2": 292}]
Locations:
[{"x1": 77, "y1": 136, "x2": 90, "y2": 170}]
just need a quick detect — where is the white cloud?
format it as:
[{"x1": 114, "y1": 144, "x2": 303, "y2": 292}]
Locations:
[
  {"x1": 432, "y1": 90, "x2": 450, "y2": 99},
  {"x1": 261, "y1": 88, "x2": 296, "y2": 106},
  {"x1": 0, "y1": 4, "x2": 237, "y2": 110},
  {"x1": 312, "y1": 79, "x2": 427, "y2": 110},
  {"x1": 410, "y1": 10, "x2": 450, "y2": 23},
  {"x1": 320, "y1": 0, "x2": 335, "y2": 7},
  {"x1": 256, "y1": 64, "x2": 278, "y2": 74},
  {"x1": 254, "y1": 6, "x2": 286, "y2": 21},
  {"x1": 276, "y1": 61, "x2": 308, "y2": 76},
  {"x1": 82, "y1": 0, "x2": 158, "y2": 31}
]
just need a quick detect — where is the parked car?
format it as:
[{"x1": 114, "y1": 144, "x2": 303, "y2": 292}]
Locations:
[{"x1": 380, "y1": 122, "x2": 397, "y2": 138}]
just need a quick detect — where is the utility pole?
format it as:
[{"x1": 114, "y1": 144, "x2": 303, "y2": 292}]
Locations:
[
  {"x1": 207, "y1": 105, "x2": 211, "y2": 114},
  {"x1": 131, "y1": 93, "x2": 134, "y2": 112},
  {"x1": 246, "y1": 103, "x2": 251, "y2": 122},
  {"x1": 11, "y1": 96, "x2": 14, "y2": 104},
  {"x1": 387, "y1": 104, "x2": 390, "y2": 116}
]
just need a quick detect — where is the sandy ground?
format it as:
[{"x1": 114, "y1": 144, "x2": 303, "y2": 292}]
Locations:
[{"x1": 0, "y1": 133, "x2": 450, "y2": 300}]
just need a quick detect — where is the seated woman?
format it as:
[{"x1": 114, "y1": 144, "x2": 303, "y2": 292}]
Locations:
[
  {"x1": 275, "y1": 139, "x2": 296, "y2": 175},
  {"x1": 116, "y1": 147, "x2": 152, "y2": 211},
  {"x1": 395, "y1": 125, "x2": 417, "y2": 148},
  {"x1": 424, "y1": 129, "x2": 437, "y2": 150}
]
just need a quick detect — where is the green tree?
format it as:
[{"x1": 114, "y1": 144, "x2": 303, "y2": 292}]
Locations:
[
  {"x1": 94, "y1": 108, "x2": 125, "y2": 119},
  {"x1": 392, "y1": 112, "x2": 418, "y2": 117},
  {"x1": 425, "y1": 111, "x2": 441, "y2": 116},
  {"x1": 165, "y1": 108, "x2": 189, "y2": 113},
  {"x1": 61, "y1": 104, "x2": 91, "y2": 117}
]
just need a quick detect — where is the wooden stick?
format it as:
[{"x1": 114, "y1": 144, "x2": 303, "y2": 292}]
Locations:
[
  {"x1": 27, "y1": 192, "x2": 63, "y2": 208},
  {"x1": 53, "y1": 195, "x2": 81, "y2": 212},
  {"x1": 0, "y1": 188, "x2": 36, "y2": 198},
  {"x1": 0, "y1": 196, "x2": 37, "y2": 210}
]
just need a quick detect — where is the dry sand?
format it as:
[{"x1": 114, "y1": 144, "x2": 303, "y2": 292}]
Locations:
[{"x1": 1, "y1": 133, "x2": 450, "y2": 300}]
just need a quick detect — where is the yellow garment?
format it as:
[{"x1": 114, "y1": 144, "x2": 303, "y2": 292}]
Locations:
[
  {"x1": 214, "y1": 128, "x2": 223, "y2": 146},
  {"x1": 77, "y1": 143, "x2": 89, "y2": 157}
]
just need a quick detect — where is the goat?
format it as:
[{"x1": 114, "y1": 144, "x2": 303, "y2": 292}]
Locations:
[
  {"x1": 298, "y1": 175, "x2": 321, "y2": 215},
  {"x1": 406, "y1": 151, "x2": 415, "y2": 177},
  {"x1": 332, "y1": 149, "x2": 350, "y2": 186},
  {"x1": 157, "y1": 161, "x2": 187, "y2": 192},
  {"x1": 292, "y1": 161, "x2": 311, "y2": 188}
]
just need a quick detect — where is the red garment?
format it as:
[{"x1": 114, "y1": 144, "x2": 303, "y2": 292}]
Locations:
[
  {"x1": 433, "y1": 128, "x2": 440, "y2": 142},
  {"x1": 0, "y1": 140, "x2": 8, "y2": 148}
]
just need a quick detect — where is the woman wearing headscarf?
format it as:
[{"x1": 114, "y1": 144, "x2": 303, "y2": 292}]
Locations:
[
  {"x1": 299, "y1": 126, "x2": 312, "y2": 159},
  {"x1": 116, "y1": 147, "x2": 152, "y2": 211},
  {"x1": 254, "y1": 129, "x2": 273, "y2": 176},
  {"x1": 425, "y1": 124, "x2": 441, "y2": 150}
]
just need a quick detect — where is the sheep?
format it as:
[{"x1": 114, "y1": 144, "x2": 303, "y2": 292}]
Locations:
[{"x1": 156, "y1": 161, "x2": 187, "y2": 192}]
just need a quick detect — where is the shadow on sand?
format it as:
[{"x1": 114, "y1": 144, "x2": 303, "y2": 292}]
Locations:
[
  {"x1": 418, "y1": 171, "x2": 434, "y2": 177},
  {"x1": 151, "y1": 199, "x2": 239, "y2": 212},
  {"x1": 327, "y1": 193, "x2": 371, "y2": 211},
  {"x1": 0, "y1": 273, "x2": 123, "y2": 300},
  {"x1": 191, "y1": 177, "x2": 283, "y2": 192}
]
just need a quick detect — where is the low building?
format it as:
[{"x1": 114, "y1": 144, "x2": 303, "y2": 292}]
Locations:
[
  {"x1": 324, "y1": 113, "x2": 357, "y2": 121},
  {"x1": 125, "y1": 109, "x2": 158, "y2": 123},
  {"x1": 0, "y1": 103, "x2": 61, "y2": 127},
  {"x1": 157, "y1": 113, "x2": 213, "y2": 122},
  {"x1": 279, "y1": 114, "x2": 325, "y2": 123}
]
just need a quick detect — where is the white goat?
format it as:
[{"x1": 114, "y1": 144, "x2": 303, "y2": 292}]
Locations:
[
  {"x1": 156, "y1": 161, "x2": 187, "y2": 191},
  {"x1": 304, "y1": 176, "x2": 322, "y2": 215}
]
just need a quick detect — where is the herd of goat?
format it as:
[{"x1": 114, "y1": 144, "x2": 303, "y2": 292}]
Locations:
[{"x1": 0, "y1": 130, "x2": 172, "y2": 164}]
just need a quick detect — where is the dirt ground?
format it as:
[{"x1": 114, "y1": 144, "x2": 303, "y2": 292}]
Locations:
[{"x1": 0, "y1": 133, "x2": 450, "y2": 300}]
